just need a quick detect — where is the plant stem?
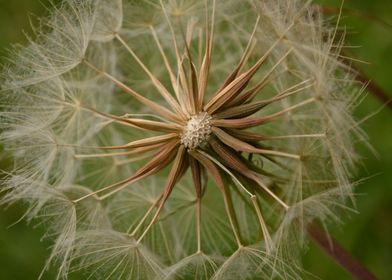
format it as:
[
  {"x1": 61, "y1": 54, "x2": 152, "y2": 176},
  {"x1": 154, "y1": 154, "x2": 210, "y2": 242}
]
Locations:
[
  {"x1": 307, "y1": 224, "x2": 377, "y2": 280},
  {"x1": 320, "y1": 5, "x2": 392, "y2": 111},
  {"x1": 353, "y1": 67, "x2": 392, "y2": 111}
]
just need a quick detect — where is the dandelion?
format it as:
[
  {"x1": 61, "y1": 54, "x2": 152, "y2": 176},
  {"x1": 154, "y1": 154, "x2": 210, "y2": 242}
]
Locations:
[{"x1": 0, "y1": 0, "x2": 368, "y2": 279}]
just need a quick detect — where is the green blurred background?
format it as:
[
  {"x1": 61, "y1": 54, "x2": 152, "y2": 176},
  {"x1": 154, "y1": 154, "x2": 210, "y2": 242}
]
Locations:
[{"x1": 0, "y1": 0, "x2": 391, "y2": 279}]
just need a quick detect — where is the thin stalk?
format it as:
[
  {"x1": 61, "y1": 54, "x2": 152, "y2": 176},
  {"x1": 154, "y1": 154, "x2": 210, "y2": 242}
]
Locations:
[
  {"x1": 83, "y1": 60, "x2": 183, "y2": 124},
  {"x1": 250, "y1": 196, "x2": 273, "y2": 253},
  {"x1": 128, "y1": 196, "x2": 162, "y2": 236},
  {"x1": 149, "y1": 25, "x2": 181, "y2": 103},
  {"x1": 196, "y1": 196, "x2": 202, "y2": 253},
  {"x1": 114, "y1": 34, "x2": 186, "y2": 119},
  {"x1": 251, "y1": 176, "x2": 290, "y2": 211},
  {"x1": 307, "y1": 224, "x2": 376, "y2": 280}
]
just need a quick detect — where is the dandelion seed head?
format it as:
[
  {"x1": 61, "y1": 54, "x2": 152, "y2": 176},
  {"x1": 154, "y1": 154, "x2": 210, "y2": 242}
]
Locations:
[
  {"x1": 0, "y1": 0, "x2": 368, "y2": 279},
  {"x1": 181, "y1": 112, "x2": 212, "y2": 149}
]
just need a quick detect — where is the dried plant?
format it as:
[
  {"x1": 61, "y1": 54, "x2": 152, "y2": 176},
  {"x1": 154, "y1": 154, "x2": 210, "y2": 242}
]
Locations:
[{"x1": 0, "y1": 0, "x2": 368, "y2": 279}]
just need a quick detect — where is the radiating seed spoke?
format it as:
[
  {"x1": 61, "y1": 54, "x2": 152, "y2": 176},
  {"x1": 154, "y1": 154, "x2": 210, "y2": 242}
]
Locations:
[
  {"x1": 115, "y1": 34, "x2": 186, "y2": 120},
  {"x1": 83, "y1": 60, "x2": 182, "y2": 124}
]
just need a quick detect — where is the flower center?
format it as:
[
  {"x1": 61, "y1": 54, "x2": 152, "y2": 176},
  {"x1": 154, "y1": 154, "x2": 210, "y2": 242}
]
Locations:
[{"x1": 181, "y1": 112, "x2": 212, "y2": 149}]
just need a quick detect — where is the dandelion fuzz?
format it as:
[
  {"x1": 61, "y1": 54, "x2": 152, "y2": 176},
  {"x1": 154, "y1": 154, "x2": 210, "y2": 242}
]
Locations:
[{"x1": 0, "y1": 0, "x2": 367, "y2": 279}]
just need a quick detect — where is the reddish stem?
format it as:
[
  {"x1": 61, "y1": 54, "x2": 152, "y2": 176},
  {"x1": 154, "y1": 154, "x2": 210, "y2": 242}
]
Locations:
[
  {"x1": 321, "y1": 5, "x2": 392, "y2": 111},
  {"x1": 353, "y1": 67, "x2": 392, "y2": 111},
  {"x1": 307, "y1": 224, "x2": 377, "y2": 280}
]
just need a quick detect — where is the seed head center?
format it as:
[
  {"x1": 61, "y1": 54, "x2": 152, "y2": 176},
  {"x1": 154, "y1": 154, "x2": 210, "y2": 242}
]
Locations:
[{"x1": 181, "y1": 112, "x2": 212, "y2": 149}]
